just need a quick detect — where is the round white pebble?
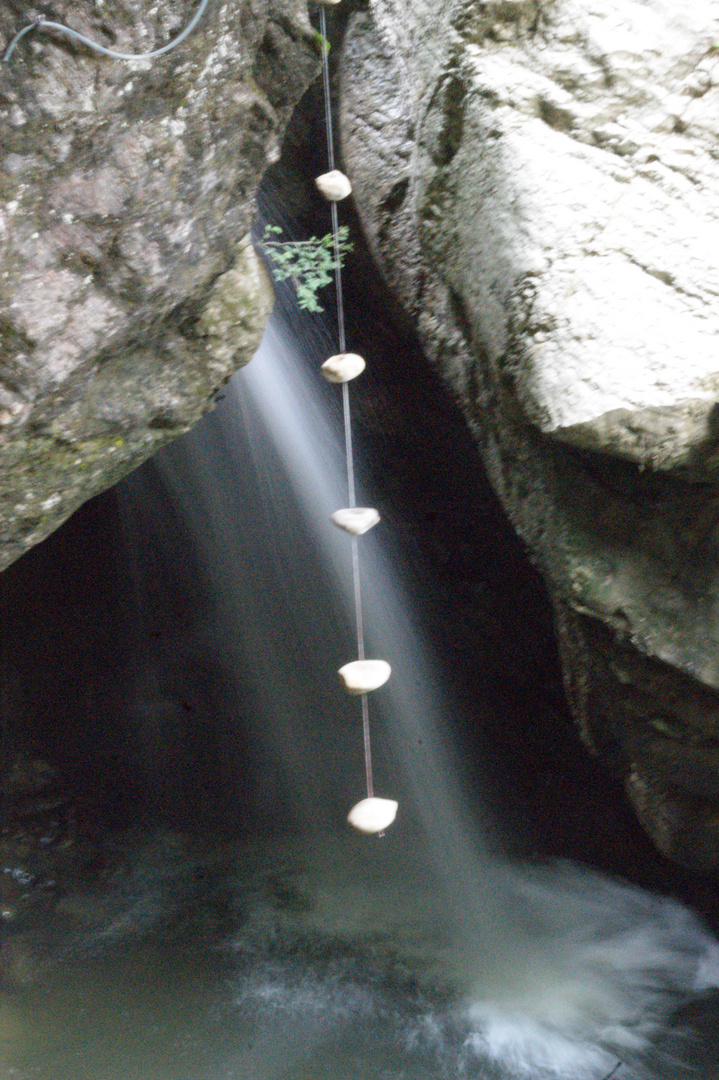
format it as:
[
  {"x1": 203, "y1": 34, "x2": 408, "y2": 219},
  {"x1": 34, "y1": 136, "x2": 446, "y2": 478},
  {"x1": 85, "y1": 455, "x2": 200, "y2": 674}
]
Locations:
[
  {"x1": 338, "y1": 659, "x2": 391, "y2": 694},
  {"x1": 321, "y1": 353, "x2": 366, "y2": 384},
  {"x1": 331, "y1": 508, "x2": 380, "y2": 535},
  {"x1": 348, "y1": 797, "x2": 398, "y2": 834},
  {"x1": 315, "y1": 169, "x2": 352, "y2": 201}
]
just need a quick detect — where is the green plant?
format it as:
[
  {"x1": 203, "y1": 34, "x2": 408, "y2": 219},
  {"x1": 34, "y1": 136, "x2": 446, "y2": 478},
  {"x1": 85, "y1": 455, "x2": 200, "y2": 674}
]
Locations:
[
  {"x1": 311, "y1": 29, "x2": 331, "y2": 56},
  {"x1": 259, "y1": 225, "x2": 353, "y2": 313}
]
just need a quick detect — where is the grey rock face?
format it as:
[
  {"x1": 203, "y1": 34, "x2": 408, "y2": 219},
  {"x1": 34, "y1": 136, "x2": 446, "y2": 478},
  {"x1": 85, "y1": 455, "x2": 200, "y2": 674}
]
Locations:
[
  {"x1": 0, "y1": 0, "x2": 319, "y2": 569},
  {"x1": 341, "y1": 0, "x2": 719, "y2": 870}
]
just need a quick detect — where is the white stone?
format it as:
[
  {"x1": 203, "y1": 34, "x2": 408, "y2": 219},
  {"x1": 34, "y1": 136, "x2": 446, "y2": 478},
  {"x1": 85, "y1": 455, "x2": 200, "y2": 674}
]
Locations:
[
  {"x1": 316, "y1": 0, "x2": 342, "y2": 5},
  {"x1": 315, "y1": 170, "x2": 352, "y2": 201},
  {"x1": 321, "y1": 353, "x2": 366, "y2": 383},
  {"x1": 338, "y1": 659, "x2": 391, "y2": 694},
  {"x1": 331, "y1": 507, "x2": 380, "y2": 535},
  {"x1": 347, "y1": 796, "x2": 398, "y2": 834}
]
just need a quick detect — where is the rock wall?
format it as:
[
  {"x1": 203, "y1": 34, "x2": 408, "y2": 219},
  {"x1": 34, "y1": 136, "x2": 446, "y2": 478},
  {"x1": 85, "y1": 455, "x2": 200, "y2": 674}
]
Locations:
[
  {"x1": 341, "y1": 0, "x2": 719, "y2": 871},
  {"x1": 0, "y1": 0, "x2": 320, "y2": 569}
]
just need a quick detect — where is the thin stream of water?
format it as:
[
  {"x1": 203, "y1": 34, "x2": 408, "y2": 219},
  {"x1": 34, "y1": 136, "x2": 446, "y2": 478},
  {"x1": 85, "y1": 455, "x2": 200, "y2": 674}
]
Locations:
[
  {"x1": 3, "y1": 295, "x2": 719, "y2": 1080},
  {"x1": 218, "y1": 317, "x2": 719, "y2": 1080}
]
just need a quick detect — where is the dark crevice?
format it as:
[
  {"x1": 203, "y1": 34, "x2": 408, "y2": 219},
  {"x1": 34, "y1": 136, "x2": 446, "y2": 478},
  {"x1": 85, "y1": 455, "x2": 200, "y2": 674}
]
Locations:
[{"x1": 379, "y1": 176, "x2": 410, "y2": 216}]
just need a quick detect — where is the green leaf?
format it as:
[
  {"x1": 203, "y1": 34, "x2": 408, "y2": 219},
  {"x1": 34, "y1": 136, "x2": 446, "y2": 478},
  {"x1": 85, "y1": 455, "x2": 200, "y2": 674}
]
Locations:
[
  {"x1": 311, "y1": 30, "x2": 331, "y2": 57},
  {"x1": 257, "y1": 224, "x2": 353, "y2": 315}
]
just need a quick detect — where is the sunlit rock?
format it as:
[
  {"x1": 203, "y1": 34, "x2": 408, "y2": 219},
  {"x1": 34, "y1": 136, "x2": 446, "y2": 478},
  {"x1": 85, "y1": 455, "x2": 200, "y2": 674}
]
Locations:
[
  {"x1": 341, "y1": 0, "x2": 719, "y2": 873},
  {"x1": 347, "y1": 796, "x2": 398, "y2": 834},
  {"x1": 0, "y1": 0, "x2": 320, "y2": 574},
  {"x1": 317, "y1": 0, "x2": 342, "y2": 5},
  {"x1": 321, "y1": 353, "x2": 366, "y2": 383},
  {"x1": 331, "y1": 508, "x2": 380, "y2": 535},
  {"x1": 314, "y1": 170, "x2": 352, "y2": 201},
  {"x1": 197, "y1": 236, "x2": 274, "y2": 380},
  {"x1": 338, "y1": 659, "x2": 391, "y2": 694}
]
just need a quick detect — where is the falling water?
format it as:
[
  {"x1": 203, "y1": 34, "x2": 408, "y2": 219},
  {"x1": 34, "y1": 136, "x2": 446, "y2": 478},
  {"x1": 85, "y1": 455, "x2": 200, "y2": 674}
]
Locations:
[
  {"x1": 219, "y1": 314, "x2": 719, "y2": 1080},
  {"x1": 3, "y1": 245, "x2": 719, "y2": 1080},
  {"x1": 56, "y1": 304, "x2": 719, "y2": 1078}
]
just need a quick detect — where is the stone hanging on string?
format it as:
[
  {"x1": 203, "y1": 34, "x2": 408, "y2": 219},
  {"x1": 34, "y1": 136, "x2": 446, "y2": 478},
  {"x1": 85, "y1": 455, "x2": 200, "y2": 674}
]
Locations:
[
  {"x1": 315, "y1": 170, "x2": 352, "y2": 201},
  {"x1": 331, "y1": 508, "x2": 380, "y2": 535},
  {"x1": 347, "y1": 796, "x2": 398, "y2": 834},
  {"x1": 321, "y1": 353, "x2": 366, "y2": 383},
  {"x1": 338, "y1": 659, "x2": 391, "y2": 694},
  {"x1": 314, "y1": 4, "x2": 397, "y2": 836}
]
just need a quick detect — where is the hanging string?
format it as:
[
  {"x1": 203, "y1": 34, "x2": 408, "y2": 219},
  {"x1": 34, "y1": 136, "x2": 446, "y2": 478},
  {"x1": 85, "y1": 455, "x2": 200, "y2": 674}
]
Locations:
[
  {"x1": 319, "y1": 5, "x2": 373, "y2": 800},
  {"x1": 319, "y1": 7, "x2": 347, "y2": 357},
  {"x1": 355, "y1": 537, "x2": 373, "y2": 797}
]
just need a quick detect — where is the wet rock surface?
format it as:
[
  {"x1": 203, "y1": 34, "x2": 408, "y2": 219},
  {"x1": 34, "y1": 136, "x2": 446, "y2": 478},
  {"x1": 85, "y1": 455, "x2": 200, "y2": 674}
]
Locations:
[
  {"x1": 0, "y1": 752, "x2": 101, "y2": 988},
  {"x1": 340, "y1": 0, "x2": 719, "y2": 871},
  {"x1": 0, "y1": 0, "x2": 319, "y2": 570}
]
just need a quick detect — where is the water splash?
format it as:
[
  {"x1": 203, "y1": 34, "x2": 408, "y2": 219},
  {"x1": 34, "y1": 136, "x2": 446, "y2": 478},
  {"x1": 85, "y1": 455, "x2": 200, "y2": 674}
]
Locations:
[{"x1": 115, "y1": 308, "x2": 719, "y2": 1078}]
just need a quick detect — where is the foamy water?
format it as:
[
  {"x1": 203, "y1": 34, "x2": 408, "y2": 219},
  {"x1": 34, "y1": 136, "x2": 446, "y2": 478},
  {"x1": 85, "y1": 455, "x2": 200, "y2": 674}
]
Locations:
[
  {"x1": 461, "y1": 862, "x2": 719, "y2": 1078},
  {"x1": 3, "y1": 834, "x2": 718, "y2": 1078},
  {"x1": 225, "y1": 837, "x2": 719, "y2": 1080}
]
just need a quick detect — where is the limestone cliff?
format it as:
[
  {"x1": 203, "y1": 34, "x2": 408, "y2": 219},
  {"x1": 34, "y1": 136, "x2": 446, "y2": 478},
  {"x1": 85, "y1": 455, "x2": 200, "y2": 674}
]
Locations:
[
  {"x1": 0, "y1": 0, "x2": 319, "y2": 569},
  {"x1": 341, "y1": 0, "x2": 719, "y2": 871}
]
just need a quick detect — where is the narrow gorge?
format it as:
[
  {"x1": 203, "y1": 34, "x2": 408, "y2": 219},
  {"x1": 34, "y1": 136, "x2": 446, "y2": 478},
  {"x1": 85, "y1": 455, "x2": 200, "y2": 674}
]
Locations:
[{"x1": 2, "y1": 3, "x2": 719, "y2": 1079}]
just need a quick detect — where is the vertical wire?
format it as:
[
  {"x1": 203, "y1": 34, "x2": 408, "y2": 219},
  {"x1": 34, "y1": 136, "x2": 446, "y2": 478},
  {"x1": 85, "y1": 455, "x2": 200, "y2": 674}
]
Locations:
[
  {"x1": 320, "y1": 8, "x2": 347, "y2": 354},
  {"x1": 319, "y1": 5, "x2": 373, "y2": 800},
  {"x1": 331, "y1": 202, "x2": 347, "y2": 353},
  {"x1": 352, "y1": 533, "x2": 372, "y2": 795},
  {"x1": 320, "y1": 9, "x2": 335, "y2": 172},
  {"x1": 361, "y1": 695, "x2": 373, "y2": 797},
  {"x1": 342, "y1": 382, "x2": 355, "y2": 508}
]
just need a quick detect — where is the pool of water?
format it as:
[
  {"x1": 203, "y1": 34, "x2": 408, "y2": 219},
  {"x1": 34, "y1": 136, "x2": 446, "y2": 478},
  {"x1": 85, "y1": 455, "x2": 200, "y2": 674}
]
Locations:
[{"x1": 3, "y1": 828, "x2": 719, "y2": 1080}]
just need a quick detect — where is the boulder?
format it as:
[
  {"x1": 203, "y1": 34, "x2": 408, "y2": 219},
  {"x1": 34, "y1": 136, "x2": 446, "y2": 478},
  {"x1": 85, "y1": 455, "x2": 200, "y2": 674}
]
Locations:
[
  {"x1": 341, "y1": 0, "x2": 719, "y2": 871},
  {"x1": 0, "y1": 0, "x2": 320, "y2": 570}
]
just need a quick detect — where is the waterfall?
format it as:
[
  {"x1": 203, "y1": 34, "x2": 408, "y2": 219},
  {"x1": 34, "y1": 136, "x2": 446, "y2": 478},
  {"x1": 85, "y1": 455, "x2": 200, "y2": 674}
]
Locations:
[
  {"x1": 3, "y1": 195, "x2": 719, "y2": 1080},
  {"x1": 113, "y1": 290, "x2": 719, "y2": 1080}
]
